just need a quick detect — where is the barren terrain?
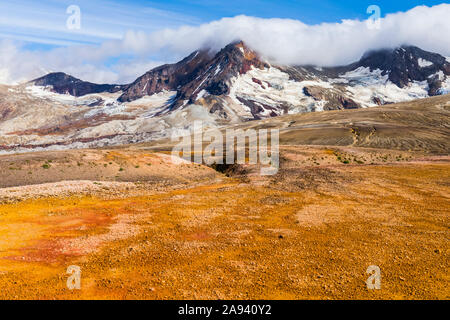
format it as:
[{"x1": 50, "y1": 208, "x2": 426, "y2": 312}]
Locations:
[{"x1": 0, "y1": 95, "x2": 448, "y2": 300}]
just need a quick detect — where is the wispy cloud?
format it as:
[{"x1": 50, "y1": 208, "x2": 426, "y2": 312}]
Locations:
[{"x1": 0, "y1": 0, "x2": 201, "y2": 46}]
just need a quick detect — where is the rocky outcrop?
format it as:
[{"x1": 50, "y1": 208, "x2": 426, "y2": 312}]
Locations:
[
  {"x1": 118, "y1": 50, "x2": 212, "y2": 102},
  {"x1": 303, "y1": 86, "x2": 360, "y2": 110}
]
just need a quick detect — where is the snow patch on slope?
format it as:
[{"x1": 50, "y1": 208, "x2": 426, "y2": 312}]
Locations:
[
  {"x1": 438, "y1": 77, "x2": 450, "y2": 95},
  {"x1": 433, "y1": 71, "x2": 445, "y2": 81},
  {"x1": 26, "y1": 86, "x2": 92, "y2": 106},
  {"x1": 229, "y1": 66, "x2": 327, "y2": 117},
  {"x1": 26, "y1": 85, "x2": 177, "y2": 119},
  {"x1": 418, "y1": 58, "x2": 433, "y2": 68},
  {"x1": 127, "y1": 90, "x2": 176, "y2": 107},
  {"x1": 347, "y1": 80, "x2": 429, "y2": 107},
  {"x1": 340, "y1": 67, "x2": 387, "y2": 86},
  {"x1": 26, "y1": 85, "x2": 114, "y2": 109},
  {"x1": 338, "y1": 67, "x2": 429, "y2": 107},
  {"x1": 196, "y1": 89, "x2": 208, "y2": 100},
  {"x1": 127, "y1": 90, "x2": 176, "y2": 118}
]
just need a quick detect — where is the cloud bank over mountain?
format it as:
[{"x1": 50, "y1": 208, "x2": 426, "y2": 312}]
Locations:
[{"x1": 1, "y1": 4, "x2": 450, "y2": 85}]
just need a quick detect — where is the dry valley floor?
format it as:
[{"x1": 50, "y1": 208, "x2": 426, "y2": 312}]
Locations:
[{"x1": 0, "y1": 95, "x2": 449, "y2": 299}]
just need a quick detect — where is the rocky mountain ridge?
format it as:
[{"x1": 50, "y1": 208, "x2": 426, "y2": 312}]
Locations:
[
  {"x1": 30, "y1": 42, "x2": 450, "y2": 117},
  {"x1": 0, "y1": 41, "x2": 448, "y2": 153}
]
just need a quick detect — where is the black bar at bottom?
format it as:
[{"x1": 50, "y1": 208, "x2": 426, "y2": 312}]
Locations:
[{"x1": 0, "y1": 300, "x2": 444, "y2": 318}]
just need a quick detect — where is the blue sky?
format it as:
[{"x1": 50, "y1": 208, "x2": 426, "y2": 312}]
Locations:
[{"x1": 0, "y1": 0, "x2": 445, "y2": 50}]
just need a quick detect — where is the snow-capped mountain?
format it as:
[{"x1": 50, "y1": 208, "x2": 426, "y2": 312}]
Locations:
[
  {"x1": 30, "y1": 41, "x2": 450, "y2": 118},
  {"x1": 1, "y1": 41, "x2": 450, "y2": 152}
]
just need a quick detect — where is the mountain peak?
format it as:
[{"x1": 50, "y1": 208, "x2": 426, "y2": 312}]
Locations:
[
  {"x1": 30, "y1": 72, "x2": 124, "y2": 97},
  {"x1": 221, "y1": 40, "x2": 257, "y2": 59},
  {"x1": 31, "y1": 72, "x2": 80, "y2": 86},
  {"x1": 167, "y1": 40, "x2": 269, "y2": 108},
  {"x1": 224, "y1": 40, "x2": 246, "y2": 49},
  {"x1": 358, "y1": 45, "x2": 450, "y2": 89},
  {"x1": 118, "y1": 40, "x2": 268, "y2": 105}
]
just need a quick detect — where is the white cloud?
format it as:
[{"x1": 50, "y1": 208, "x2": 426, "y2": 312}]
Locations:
[
  {"x1": 136, "y1": 4, "x2": 450, "y2": 66},
  {"x1": 1, "y1": 4, "x2": 450, "y2": 85},
  {"x1": 112, "y1": 60, "x2": 165, "y2": 84}
]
